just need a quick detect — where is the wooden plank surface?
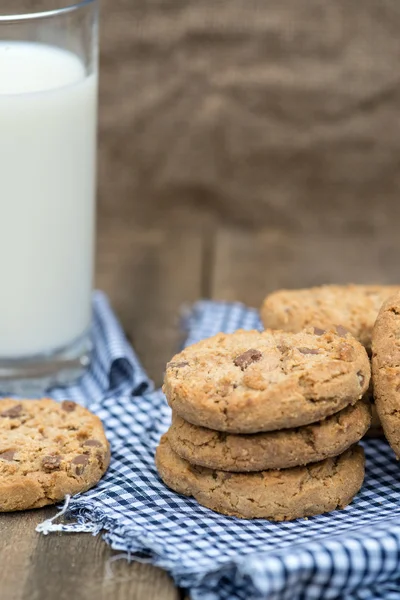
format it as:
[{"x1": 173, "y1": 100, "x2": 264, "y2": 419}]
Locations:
[
  {"x1": 23, "y1": 512, "x2": 178, "y2": 600},
  {"x1": 0, "y1": 510, "x2": 43, "y2": 600},
  {"x1": 0, "y1": 509, "x2": 179, "y2": 600},
  {"x1": 212, "y1": 226, "x2": 400, "y2": 306}
]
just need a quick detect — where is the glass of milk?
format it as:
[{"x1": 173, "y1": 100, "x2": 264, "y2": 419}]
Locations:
[{"x1": 0, "y1": 1, "x2": 98, "y2": 394}]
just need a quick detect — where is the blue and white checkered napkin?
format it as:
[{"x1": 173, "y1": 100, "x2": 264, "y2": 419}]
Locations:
[{"x1": 41, "y1": 293, "x2": 400, "y2": 600}]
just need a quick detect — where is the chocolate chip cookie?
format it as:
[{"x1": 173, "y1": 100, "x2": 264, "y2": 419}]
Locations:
[
  {"x1": 372, "y1": 292, "x2": 400, "y2": 457},
  {"x1": 155, "y1": 435, "x2": 365, "y2": 520},
  {"x1": 0, "y1": 398, "x2": 110, "y2": 511},
  {"x1": 261, "y1": 284, "x2": 400, "y2": 437},
  {"x1": 164, "y1": 329, "x2": 370, "y2": 433},
  {"x1": 261, "y1": 285, "x2": 400, "y2": 351},
  {"x1": 168, "y1": 399, "x2": 371, "y2": 471}
]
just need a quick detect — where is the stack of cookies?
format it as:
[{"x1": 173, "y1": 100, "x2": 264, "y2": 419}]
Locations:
[{"x1": 156, "y1": 328, "x2": 371, "y2": 521}]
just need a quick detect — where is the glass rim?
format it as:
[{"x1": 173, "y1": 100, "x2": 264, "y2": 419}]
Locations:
[{"x1": 0, "y1": 0, "x2": 96, "y2": 23}]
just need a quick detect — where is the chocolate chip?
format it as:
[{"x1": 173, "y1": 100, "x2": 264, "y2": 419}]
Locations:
[
  {"x1": 313, "y1": 327, "x2": 326, "y2": 336},
  {"x1": 42, "y1": 455, "x2": 62, "y2": 471},
  {"x1": 167, "y1": 361, "x2": 189, "y2": 369},
  {"x1": 336, "y1": 325, "x2": 349, "y2": 338},
  {"x1": 297, "y1": 347, "x2": 320, "y2": 355},
  {"x1": 82, "y1": 439, "x2": 102, "y2": 448},
  {"x1": 1, "y1": 404, "x2": 22, "y2": 418},
  {"x1": 0, "y1": 450, "x2": 15, "y2": 461},
  {"x1": 61, "y1": 400, "x2": 76, "y2": 412},
  {"x1": 72, "y1": 454, "x2": 89, "y2": 465},
  {"x1": 71, "y1": 454, "x2": 89, "y2": 475},
  {"x1": 233, "y1": 349, "x2": 263, "y2": 371},
  {"x1": 357, "y1": 371, "x2": 365, "y2": 387}
]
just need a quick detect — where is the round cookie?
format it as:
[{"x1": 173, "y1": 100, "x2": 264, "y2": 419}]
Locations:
[
  {"x1": 168, "y1": 399, "x2": 371, "y2": 471},
  {"x1": 260, "y1": 284, "x2": 400, "y2": 438},
  {"x1": 260, "y1": 285, "x2": 400, "y2": 351},
  {"x1": 372, "y1": 292, "x2": 400, "y2": 457},
  {"x1": 0, "y1": 398, "x2": 110, "y2": 511},
  {"x1": 155, "y1": 435, "x2": 365, "y2": 521},
  {"x1": 164, "y1": 329, "x2": 370, "y2": 433}
]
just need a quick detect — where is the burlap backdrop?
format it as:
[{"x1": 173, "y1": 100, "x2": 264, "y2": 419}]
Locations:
[{"x1": 99, "y1": 0, "x2": 400, "y2": 232}]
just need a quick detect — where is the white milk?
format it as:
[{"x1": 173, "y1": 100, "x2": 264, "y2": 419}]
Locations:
[{"x1": 0, "y1": 42, "x2": 97, "y2": 357}]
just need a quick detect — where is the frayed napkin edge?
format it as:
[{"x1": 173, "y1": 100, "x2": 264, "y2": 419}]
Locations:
[
  {"x1": 35, "y1": 495, "x2": 240, "y2": 591},
  {"x1": 36, "y1": 494, "x2": 400, "y2": 598}
]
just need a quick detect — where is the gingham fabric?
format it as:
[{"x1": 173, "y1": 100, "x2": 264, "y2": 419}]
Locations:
[{"x1": 38, "y1": 293, "x2": 400, "y2": 600}]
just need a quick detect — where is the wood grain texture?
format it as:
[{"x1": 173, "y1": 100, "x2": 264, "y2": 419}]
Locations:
[
  {"x1": 0, "y1": 510, "x2": 177, "y2": 600},
  {"x1": 96, "y1": 216, "x2": 205, "y2": 385},
  {"x1": 0, "y1": 511, "x2": 42, "y2": 600},
  {"x1": 212, "y1": 226, "x2": 400, "y2": 307},
  {"x1": 21, "y1": 511, "x2": 178, "y2": 600}
]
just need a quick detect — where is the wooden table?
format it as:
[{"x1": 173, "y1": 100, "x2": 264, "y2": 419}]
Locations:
[{"x1": 2, "y1": 211, "x2": 400, "y2": 600}]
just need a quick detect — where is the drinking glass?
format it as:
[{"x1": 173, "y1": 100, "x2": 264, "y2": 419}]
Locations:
[{"x1": 0, "y1": 0, "x2": 98, "y2": 394}]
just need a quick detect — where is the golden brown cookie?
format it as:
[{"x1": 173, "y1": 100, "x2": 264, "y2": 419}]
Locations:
[
  {"x1": 260, "y1": 284, "x2": 400, "y2": 438},
  {"x1": 372, "y1": 292, "x2": 400, "y2": 457},
  {"x1": 164, "y1": 329, "x2": 370, "y2": 433},
  {"x1": 168, "y1": 399, "x2": 371, "y2": 471},
  {"x1": 260, "y1": 285, "x2": 400, "y2": 351},
  {"x1": 155, "y1": 435, "x2": 365, "y2": 520},
  {"x1": 0, "y1": 398, "x2": 110, "y2": 511}
]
